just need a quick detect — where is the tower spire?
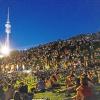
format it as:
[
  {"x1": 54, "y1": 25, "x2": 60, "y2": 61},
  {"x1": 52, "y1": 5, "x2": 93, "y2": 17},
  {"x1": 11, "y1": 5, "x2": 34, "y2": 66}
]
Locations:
[{"x1": 7, "y1": 7, "x2": 10, "y2": 24}]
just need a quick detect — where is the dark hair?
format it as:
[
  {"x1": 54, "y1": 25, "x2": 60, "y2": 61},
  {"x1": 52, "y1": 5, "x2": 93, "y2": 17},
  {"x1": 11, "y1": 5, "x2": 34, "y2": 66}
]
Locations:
[
  {"x1": 80, "y1": 77, "x2": 88, "y2": 86},
  {"x1": 8, "y1": 84, "x2": 11, "y2": 88}
]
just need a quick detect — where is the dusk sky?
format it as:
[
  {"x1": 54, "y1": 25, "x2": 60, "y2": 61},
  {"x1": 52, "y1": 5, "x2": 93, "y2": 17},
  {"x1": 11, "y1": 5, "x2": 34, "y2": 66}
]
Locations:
[{"x1": 0, "y1": 0, "x2": 100, "y2": 49}]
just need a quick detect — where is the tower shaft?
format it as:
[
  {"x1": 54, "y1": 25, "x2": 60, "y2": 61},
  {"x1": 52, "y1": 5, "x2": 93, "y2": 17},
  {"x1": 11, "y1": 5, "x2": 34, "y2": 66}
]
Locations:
[{"x1": 5, "y1": 7, "x2": 11, "y2": 48}]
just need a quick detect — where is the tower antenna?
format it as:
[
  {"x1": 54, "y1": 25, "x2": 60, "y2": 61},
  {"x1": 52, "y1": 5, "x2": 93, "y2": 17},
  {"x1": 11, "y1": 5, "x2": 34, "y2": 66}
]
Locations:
[{"x1": 7, "y1": 7, "x2": 10, "y2": 23}]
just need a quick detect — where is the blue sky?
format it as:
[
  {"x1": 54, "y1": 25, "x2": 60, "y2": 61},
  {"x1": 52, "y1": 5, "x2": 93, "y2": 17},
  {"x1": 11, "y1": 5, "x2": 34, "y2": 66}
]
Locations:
[{"x1": 0, "y1": 0, "x2": 100, "y2": 49}]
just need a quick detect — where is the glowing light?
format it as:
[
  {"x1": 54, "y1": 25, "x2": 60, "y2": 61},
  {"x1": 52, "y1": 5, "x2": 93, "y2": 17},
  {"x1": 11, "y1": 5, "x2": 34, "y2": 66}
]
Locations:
[
  {"x1": 16, "y1": 65, "x2": 19, "y2": 71},
  {"x1": 1, "y1": 45, "x2": 10, "y2": 56},
  {"x1": 23, "y1": 69, "x2": 32, "y2": 73},
  {"x1": 0, "y1": 55, "x2": 4, "y2": 58},
  {"x1": 22, "y1": 65, "x2": 25, "y2": 70}
]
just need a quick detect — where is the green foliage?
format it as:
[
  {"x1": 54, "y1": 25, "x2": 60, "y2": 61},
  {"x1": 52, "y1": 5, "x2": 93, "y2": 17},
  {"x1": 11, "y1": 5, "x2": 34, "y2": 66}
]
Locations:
[{"x1": 14, "y1": 75, "x2": 37, "y2": 92}]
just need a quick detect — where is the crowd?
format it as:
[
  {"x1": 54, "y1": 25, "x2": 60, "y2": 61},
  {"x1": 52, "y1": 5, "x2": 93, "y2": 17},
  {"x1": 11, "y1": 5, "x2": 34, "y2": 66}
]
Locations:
[
  {"x1": 0, "y1": 33, "x2": 99, "y2": 100},
  {"x1": 0, "y1": 34, "x2": 99, "y2": 72}
]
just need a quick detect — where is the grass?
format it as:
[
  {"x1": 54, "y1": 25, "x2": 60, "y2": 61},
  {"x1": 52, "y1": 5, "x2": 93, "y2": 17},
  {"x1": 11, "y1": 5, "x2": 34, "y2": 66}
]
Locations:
[
  {"x1": 13, "y1": 75, "x2": 100, "y2": 100},
  {"x1": 33, "y1": 86, "x2": 75, "y2": 100},
  {"x1": 34, "y1": 91, "x2": 66, "y2": 100},
  {"x1": 33, "y1": 85, "x2": 100, "y2": 100}
]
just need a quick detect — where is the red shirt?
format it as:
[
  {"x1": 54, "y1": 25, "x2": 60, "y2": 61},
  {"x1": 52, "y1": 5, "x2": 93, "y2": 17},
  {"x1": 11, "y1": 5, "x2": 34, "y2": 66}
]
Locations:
[{"x1": 77, "y1": 85, "x2": 93, "y2": 97}]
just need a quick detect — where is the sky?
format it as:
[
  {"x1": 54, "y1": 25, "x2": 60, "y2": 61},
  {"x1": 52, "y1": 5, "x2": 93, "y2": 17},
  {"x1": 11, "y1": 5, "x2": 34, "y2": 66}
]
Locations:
[{"x1": 0, "y1": 0, "x2": 100, "y2": 50}]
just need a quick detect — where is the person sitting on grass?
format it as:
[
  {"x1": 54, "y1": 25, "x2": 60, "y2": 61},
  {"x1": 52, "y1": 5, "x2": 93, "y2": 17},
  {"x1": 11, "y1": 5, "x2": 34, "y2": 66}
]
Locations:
[
  {"x1": 28, "y1": 88, "x2": 35, "y2": 100},
  {"x1": 14, "y1": 89, "x2": 21, "y2": 100},
  {"x1": 0, "y1": 84, "x2": 5, "y2": 100},
  {"x1": 72, "y1": 77, "x2": 94, "y2": 100},
  {"x1": 45, "y1": 77, "x2": 52, "y2": 90},
  {"x1": 65, "y1": 74, "x2": 76, "y2": 96},
  {"x1": 18, "y1": 82, "x2": 28, "y2": 100},
  {"x1": 50, "y1": 73, "x2": 60, "y2": 89},
  {"x1": 4, "y1": 84, "x2": 14, "y2": 100},
  {"x1": 36, "y1": 78, "x2": 45, "y2": 92}
]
